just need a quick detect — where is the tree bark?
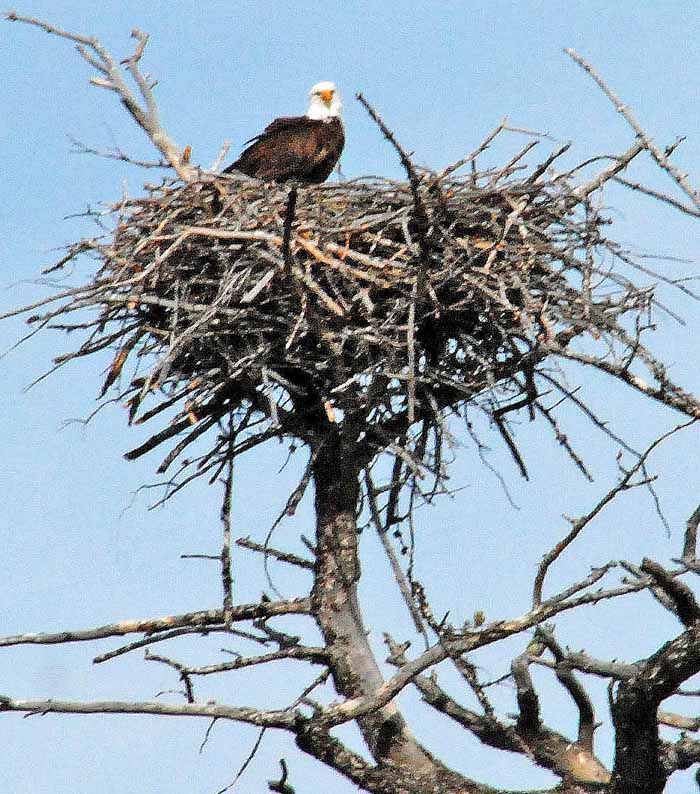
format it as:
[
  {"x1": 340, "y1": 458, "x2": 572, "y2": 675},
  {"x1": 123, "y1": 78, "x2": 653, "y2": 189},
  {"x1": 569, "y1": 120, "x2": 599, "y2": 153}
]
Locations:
[
  {"x1": 310, "y1": 430, "x2": 436, "y2": 770},
  {"x1": 610, "y1": 625, "x2": 700, "y2": 794}
]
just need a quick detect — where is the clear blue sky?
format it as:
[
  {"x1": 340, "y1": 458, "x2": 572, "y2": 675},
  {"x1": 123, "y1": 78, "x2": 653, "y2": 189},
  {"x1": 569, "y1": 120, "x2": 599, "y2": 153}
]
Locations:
[{"x1": 3, "y1": 2, "x2": 700, "y2": 792}]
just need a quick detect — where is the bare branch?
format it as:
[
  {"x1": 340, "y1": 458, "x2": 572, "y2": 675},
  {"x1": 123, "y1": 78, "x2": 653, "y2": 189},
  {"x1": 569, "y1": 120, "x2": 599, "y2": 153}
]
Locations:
[
  {"x1": 614, "y1": 174, "x2": 700, "y2": 218},
  {"x1": 0, "y1": 695, "x2": 295, "y2": 729},
  {"x1": 268, "y1": 758, "x2": 294, "y2": 794},
  {"x1": 94, "y1": 626, "x2": 230, "y2": 664},
  {"x1": 6, "y1": 12, "x2": 196, "y2": 180},
  {"x1": 566, "y1": 47, "x2": 700, "y2": 211},
  {"x1": 364, "y1": 470, "x2": 425, "y2": 634},
  {"x1": 355, "y1": 93, "x2": 433, "y2": 271},
  {"x1": 68, "y1": 135, "x2": 169, "y2": 168},
  {"x1": 641, "y1": 558, "x2": 700, "y2": 627},
  {"x1": 529, "y1": 651, "x2": 638, "y2": 682},
  {"x1": 533, "y1": 428, "x2": 682, "y2": 606},
  {"x1": 0, "y1": 599, "x2": 310, "y2": 648},
  {"x1": 185, "y1": 646, "x2": 328, "y2": 675},
  {"x1": 236, "y1": 537, "x2": 314, "y2": 569},
  {"x1": 536, "y1": 627, "x2": 596, "y2": 750},
  {"x1": 683, "y1": 503, "x2": 700, "y2": 561},
  {"x1": 220, "y1": 452, "x2": 234, "y2": 621},
  {"x1": 281, "y1": 187, "x2": 299, "y2": 272},
  {"x1": 573, "y1": 140, "x2": 645, "y2": 200},
  {"x1": 145, "y1": 650, "x2": 195, "y2": 703}
]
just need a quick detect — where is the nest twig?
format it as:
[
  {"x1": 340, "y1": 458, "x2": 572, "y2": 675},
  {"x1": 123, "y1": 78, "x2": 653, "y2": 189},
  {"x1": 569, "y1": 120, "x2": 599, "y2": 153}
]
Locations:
[{"x1": 17, "y1": 123, "x2": 688, "y2": 504}]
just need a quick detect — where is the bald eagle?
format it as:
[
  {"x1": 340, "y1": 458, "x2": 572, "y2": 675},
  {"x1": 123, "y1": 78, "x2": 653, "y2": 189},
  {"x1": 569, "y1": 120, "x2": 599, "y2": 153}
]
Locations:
[{"x1": 223, "y1": 81, "x2": 344, "y2": 183}]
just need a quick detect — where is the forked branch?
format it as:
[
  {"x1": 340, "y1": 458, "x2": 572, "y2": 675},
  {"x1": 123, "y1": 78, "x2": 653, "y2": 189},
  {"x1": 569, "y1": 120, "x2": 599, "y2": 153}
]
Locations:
[
  {"x1": 566, "y1": 47, "x2": 700, "y2": 212},
  {"x1": 5, "y1": 11, "x2": 196, "y2": 181}
]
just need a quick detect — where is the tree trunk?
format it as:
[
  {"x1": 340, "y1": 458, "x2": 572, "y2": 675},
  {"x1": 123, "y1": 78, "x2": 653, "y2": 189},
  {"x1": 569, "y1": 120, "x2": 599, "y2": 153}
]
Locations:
[{"x1": 310, "y1": 431, "x2": 436, "y2": 770}]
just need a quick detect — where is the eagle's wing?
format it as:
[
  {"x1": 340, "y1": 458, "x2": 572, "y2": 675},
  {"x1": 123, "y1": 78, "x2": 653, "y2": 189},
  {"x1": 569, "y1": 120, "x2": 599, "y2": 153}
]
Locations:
[
  {"x1": 225, "y1": 117, "x2": 333, "y2": 181},
  {"x1": 249, "y1": 115, "x2": 306, "y2": 143}
]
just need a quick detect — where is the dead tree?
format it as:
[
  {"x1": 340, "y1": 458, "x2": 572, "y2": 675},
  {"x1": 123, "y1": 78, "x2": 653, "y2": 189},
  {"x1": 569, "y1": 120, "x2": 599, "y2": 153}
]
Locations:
[{"x1": 4, "y1": 13, "x2": 700, "y2": 794}]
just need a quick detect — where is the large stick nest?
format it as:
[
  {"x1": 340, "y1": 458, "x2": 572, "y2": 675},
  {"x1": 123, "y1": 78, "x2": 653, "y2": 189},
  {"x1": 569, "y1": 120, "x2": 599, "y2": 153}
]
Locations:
[{"x1": 30, "y1": 144, "x2": 659, "y2": 489}]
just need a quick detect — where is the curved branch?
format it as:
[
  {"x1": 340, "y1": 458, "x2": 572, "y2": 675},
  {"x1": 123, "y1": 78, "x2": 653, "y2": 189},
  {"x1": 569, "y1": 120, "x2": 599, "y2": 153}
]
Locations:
[
  {"x1": 386, "y1": 635, "x2": 610, "y2": 785},
  {"x1": 537, "y1": 628, "x2": 596, "y2": 750}
]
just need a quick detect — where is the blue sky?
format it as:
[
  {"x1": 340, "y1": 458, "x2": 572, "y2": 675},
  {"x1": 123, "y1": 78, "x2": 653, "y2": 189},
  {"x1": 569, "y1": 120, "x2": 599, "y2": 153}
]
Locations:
[{"x1": 3, "y1": 2, "x2": 700, "y2": 792}]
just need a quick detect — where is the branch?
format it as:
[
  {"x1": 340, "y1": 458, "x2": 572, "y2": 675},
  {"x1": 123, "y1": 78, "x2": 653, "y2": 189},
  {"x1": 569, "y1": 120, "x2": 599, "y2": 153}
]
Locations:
[
  {"x1": 573, "y1": 140, "x2": 645, "y2": 200},
  {"x1": 658, "y1": 710, "x2": 700, "y2": 730},
  {"x1": 297, "y1": 718, "x2": 489, "y2": 794},
  {"x1": 429, "y1": 120, "x2": 506, "y2": 185},
  {"x1": 145, "y1": 650, "x2": 195, "y2": 702},
  {"x1": 385, "y1": 635, "x2": 610, "y2": 784},
  {"x1": 364, "y1": 469, "x2": 425, "y2": 634},
  {"x1": 553, "y1": 346, "x2": 700, "y2": 421},
  {"x1": 236, "y1": 537, "x2": 314, "y2": 569},
  {"x1": 662, "y1": 735, "x2": 700, "y2": 775},
  {"x1": 621, "y1": 559, "x2": 687, "y2": 619},
  {"x1": 640, "y1": 558, "x2": 700, "y2": 627},
  {"x1": 613, "y1": 174, "x2": 700, "y2": 219},
  {"x1": 268, "y1": 759, "x2": 295, "y2": 794},
  {"x1": 184, "y1": 646, "x2": 329, "y2": 675},
  {"x1": 566, "y1": 48, "x2": 700, "y2": 212},
  {"x1": 533, "y1": 427, "x2": 683, "y2": 606},
  {"x1": 511, "y1": 648, "x2": 541, "y2": 734},
  {"x1": 282, "y1": 187, "x2": 299, "y2": 272},
  {"x1": 536, "y1": 627, "x2": 596, "y2": 750},
  {"x1": 611, "y1": 624, "x2": 700, "y2": 793},
  {"x1": 68, "y1": 135, "x2": 169, "y2": 168},
  {"x1": 0, "y1": 695, "x2": 295, "y2": 728},
  {"x1": 5, "y1": 12, "x2": 196, "y2": 181},
  {"x1": 94, "y1": 625, "x2": 230, "y2": 664},
  {"x1": 402, "y1": 665, "x2": 530, "y2": 755},
  {"x1": 529, "y1": 651, "x2": 638, "y2": 682},
  {"x1": 355, "y1": 93, "x2": 432, "y2": 267},
  {"x1": 0, "y1": 599, "x2": 310, "y2": 648},
  {"x1": 683, "y1": 503, "x2": 700, "y2": 561},
  {"x1": 220, "y1": 454, "x2": 234, "y2": 621}
]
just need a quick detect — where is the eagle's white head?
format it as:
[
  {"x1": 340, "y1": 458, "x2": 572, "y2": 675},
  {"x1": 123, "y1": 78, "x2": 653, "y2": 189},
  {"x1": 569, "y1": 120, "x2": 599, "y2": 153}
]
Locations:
[{"x1": 306, "y1": 81, "x2": 342, "y2": 121}]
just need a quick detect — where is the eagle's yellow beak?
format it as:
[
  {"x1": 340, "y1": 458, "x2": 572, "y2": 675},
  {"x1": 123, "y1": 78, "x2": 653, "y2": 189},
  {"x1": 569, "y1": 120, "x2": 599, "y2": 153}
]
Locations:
[{"x1": 319, "y1": 89, "x2": 334, "y2": 105}]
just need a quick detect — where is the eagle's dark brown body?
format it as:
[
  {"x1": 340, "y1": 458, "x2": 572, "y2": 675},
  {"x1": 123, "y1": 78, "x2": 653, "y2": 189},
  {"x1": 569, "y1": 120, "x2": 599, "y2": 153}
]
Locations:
[{"x1": 224, "y1": 116, "x2": 344, "y2": 183}]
